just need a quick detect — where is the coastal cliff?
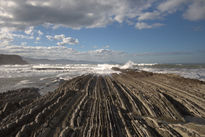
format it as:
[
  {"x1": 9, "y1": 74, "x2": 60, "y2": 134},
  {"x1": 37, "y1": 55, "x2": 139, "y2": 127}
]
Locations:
[{"x1": 0, "y1": 54, "x2": 27, "y2": 65}]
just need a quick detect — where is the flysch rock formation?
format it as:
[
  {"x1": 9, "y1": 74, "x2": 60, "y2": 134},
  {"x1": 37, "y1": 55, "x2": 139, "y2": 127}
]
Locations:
[{"x1": 0, "y1": 70, "x2": 205, "y2": 137}]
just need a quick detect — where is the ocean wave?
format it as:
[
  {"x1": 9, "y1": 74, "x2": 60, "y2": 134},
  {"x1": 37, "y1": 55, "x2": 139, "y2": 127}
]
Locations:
[
  {"x1": 120, "y1": 60, "x2": 136, "y2": 69},
  {"x1": 139, "y1": 67, "x2": 205, "y2": 81},
  {"x1": 0, "y1": 62, "x2": 205, "y2": 81}
]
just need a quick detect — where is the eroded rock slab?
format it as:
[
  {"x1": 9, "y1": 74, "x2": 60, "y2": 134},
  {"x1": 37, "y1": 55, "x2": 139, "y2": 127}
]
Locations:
[{"x1": 0, "y1": 71, "x2": 205, "y2": 137}]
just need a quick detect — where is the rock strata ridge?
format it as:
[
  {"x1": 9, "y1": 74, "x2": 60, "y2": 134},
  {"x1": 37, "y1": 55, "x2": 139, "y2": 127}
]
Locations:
[{"x1": 0, "y1": 70, "x2": 205, "y2": 137}]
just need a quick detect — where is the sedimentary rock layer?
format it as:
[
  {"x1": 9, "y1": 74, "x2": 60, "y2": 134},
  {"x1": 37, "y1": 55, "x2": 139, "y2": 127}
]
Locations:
[{"x1": 0, "y1": 70, "x2": 205, "y2": 137}]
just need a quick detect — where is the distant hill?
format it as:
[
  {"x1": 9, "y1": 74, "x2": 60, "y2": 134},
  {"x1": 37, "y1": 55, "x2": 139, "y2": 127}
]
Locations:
[{"x1": 0, "y1": 54, "x2": 27, "y2": 65}]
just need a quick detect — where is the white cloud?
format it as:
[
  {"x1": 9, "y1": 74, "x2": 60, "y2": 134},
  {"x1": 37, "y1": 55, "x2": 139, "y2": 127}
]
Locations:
[
  {"x1": 136, "y1": 22, "x2": 152, "y2": 29},
  {"x1": 0, "y1": 45, "x2": 128, "y2": 62},
  {"x1": 138, "y1": 11, "x2": 161, "y2": 21},
  {"x1": 36, "y1": 37, "x2": 40, "y2": 41},
  {"x1": 0, "y1": 0, "x2": 204, "y2": 31},
  {"x1": 157, "y1": 0, "x2": 187, "y2": 13},
  {"x1": 0, "y1": 45, "x2": 76, "y2": 59},
  {"x1": 0, "y1": 27, "x2": 39, "y2": 46},
  {"x1": 0, "y1": 28, "x2": 14, "y2": 45},
  {"x1": 37, "y1": 30, "x2": 43, "y2": 36},
  {"x1": 46, "y1": 35, "x2": 53, "y2": 40},
  {"x1": 157, "y1": 0, "x2": 205, "y2": 21},
  {"x1": 54, "y1": 34, "x2": 65, "y2": 40},
  {"x1": 21, "y1": 42, "x2": 27, "y2": 46},
  {"x1": 1, "y1": 43, "x2": 201, "y2": 63},
  {"x1": 46, "y1": 34, "x2": 79, "y2": 46},
  {"x1": 135, "y1": 22, "x2": 164, "y2": 29},
  {"x1": 57, "y1": 37, "x2": 79, "y2": 46},
  {"x1": 35, "y1": 30, "x2": 43, "y2": 42},
  {"x1": 0, "y1": 0, "x2": 155, "y2": 30},
  {"x1": 24, "y1": 26, "x2": 34, "y2": 35},
  {"x1": 183, "y1": 0, "x2": 205, "y2": 21},
  {"x1": 13, "y1": 34, "x2": 34, "y2": 39}
]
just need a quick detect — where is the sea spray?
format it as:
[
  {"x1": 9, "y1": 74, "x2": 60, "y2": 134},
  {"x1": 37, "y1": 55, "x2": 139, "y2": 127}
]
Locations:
[
  {"x1": 120, "y1": 60, "x2": 136, "y2": 69},
  {"x1": 1, "y1": 62, "x2": 205, "y2": 94}
]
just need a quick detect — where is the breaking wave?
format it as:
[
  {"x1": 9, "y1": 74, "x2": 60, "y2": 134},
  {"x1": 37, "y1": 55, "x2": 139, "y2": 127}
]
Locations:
[
  {"x1": 120, "y1": 61, "x2": 136, "y2": 69},
  {"x1": 0, "y1": 61, "x2": 205, "y2": 94}
]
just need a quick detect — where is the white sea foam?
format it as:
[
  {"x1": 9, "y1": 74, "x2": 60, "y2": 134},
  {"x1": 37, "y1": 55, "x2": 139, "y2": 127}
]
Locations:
[
  {"x1": 0, "y1": 63, "x2": 120, "y2": 79},
  {"x1": 119, "y1": 61, "x2": 205, "y2": 81},
  {"x1": 120, "y1": 61, "x2": 136, "y2": 69},
  {"x1": 92, "y1": 64, "x2": 120, "y2": 74},
  {"x1": 136, "y1": 63, "x2": 158, "y2": 66},
  {"x1": 0, "y1": 62, "x2": 205, "y2": 94},
  {"x1": 1, "y1": 62, "x2": 205, "y2": 81},
  {"x1": 120, "y1": 61, "x2": 157, "y2": 69},
  {"x1": 15, "y1": 80, "x2": 33, "y2": 86},
  {"x1": 0, "y1": 63, "x2": 122, "y2": 93},
  {"x1": 140, "y1": 67, "x2": 205, "y2": 81}
]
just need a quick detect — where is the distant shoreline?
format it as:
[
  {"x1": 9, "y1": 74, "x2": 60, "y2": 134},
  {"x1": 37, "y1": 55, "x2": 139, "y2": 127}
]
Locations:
[{"x1": 0, "y1": 54, "x2": 27, "y2": 65}]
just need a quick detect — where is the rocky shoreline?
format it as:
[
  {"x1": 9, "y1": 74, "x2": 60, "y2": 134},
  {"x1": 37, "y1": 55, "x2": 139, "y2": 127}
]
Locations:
[{"x1": 0, "y1": 69, "x2": 205, "y2": 137}]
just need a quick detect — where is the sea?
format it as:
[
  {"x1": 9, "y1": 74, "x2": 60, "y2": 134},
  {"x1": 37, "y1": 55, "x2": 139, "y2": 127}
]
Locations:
[{"x1": 0, "y1": 61, "x2": 205, "y2": 94}]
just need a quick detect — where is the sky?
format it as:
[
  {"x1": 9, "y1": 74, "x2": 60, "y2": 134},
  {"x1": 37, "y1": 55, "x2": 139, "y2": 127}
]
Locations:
[{"x1": 0, "y1": 0, "x2": 205, "y2": 63}]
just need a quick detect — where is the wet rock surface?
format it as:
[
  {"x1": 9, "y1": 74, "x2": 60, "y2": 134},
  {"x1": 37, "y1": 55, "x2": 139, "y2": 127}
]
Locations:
[
  {"x1": 0, "y1": 88, "x2": 40, "y2": 121},
  {"x1": 0, "y1": 70, "x2": 205, "y2": 137}
]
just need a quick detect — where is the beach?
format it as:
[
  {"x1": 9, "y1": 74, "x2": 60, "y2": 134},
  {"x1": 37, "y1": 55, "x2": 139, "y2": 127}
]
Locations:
[{"x1": 0, "y1": 69, "x2": 205, "y2": 137}]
